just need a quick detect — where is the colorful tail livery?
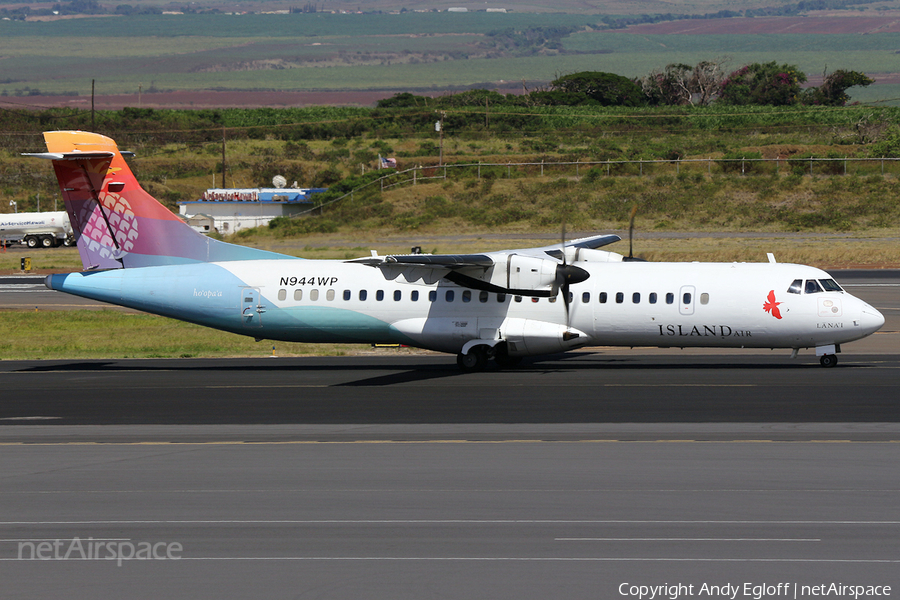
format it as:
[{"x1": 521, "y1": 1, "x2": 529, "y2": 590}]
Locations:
[
  {"x1": 26, "y1": 131, "x2": 288, "y2": 269},
  {"x1": 30, "y1": 131, "x2": 884, "y2": 369}
]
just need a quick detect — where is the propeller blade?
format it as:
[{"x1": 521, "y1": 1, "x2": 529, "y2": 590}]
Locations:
[{"x1": 628, "y1": 204, "x2": 638, "y2": 259}]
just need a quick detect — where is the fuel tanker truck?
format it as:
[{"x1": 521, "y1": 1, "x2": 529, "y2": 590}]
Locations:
[{"x1": 0, "y1": 211, "x2": 74, "y2": 248}]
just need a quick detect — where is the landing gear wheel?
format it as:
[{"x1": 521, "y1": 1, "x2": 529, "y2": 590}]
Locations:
[
  {"x1": 40, "y1": 236, "x2": 54, "y2": 248},
  {"x1": 820, "y1": 354, "x2": 838, "y2": 368},
  {"x1": 457, "y1": 347, "x2": 488, "y2": 372}
]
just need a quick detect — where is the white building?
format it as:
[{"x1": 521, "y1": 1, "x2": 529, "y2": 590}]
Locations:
[{"x1": 178, "y1": 187, "x2": 326, "y2": 234}]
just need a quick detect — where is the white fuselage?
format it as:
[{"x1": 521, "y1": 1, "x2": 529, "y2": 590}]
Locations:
[{"x1": 210, "y1": 259, "x2": 884, "y2": 356}]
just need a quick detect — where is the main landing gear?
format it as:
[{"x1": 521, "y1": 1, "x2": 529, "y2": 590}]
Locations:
[
  {"x1": 456, "y1": 343, "x2": 521, "y2": 372},
  {"x1": 819, "y1": 354, "x2": 838, "y2": 368}
]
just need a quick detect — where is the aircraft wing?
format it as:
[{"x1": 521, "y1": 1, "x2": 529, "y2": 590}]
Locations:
[{"x1": 347, "y1": 233, "x2": 622, "y2": 296}]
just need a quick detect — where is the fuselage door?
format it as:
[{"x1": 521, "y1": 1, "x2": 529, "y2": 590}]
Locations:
[
  {"x1": 679, "y1": 285, "x2": 696, "y2": 316},
  {"x1": 241, "y1": 287, "x2": 263, "y2": 327}
]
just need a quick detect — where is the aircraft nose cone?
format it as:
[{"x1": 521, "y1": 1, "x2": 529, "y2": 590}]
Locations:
[{"x1": 860, "y1": 305, "x2": 885, "y2": 335}]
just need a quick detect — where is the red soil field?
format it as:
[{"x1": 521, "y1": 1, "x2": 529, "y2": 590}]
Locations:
[{"x1": 626, "y1": 15, "x2": 900, "y2": 35}]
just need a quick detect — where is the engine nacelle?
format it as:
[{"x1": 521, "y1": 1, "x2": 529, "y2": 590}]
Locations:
[
  {"x1": 575, "y1": 248, "x2": 624, "y2": 263},
  {"x1": 506, "y1": 254, "x2": 559, "y2": 294}
]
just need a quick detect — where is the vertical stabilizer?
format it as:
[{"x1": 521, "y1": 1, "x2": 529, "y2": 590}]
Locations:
[{"x1": 27, "y1": 131, "x2": 290, "y2": 270}]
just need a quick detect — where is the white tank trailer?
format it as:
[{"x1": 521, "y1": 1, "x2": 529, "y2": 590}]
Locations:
[{"x1": 0, "y1": 211, "x2": 74, "y2": 248}]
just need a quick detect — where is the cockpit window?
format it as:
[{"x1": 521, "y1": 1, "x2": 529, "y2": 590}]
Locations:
[
  {"x1": 819, "y1": 279, "x2": 843, "y2": 292},
  {"x1": 805, "y1": 279, "x2": 824, "y2": 294},
  {"x1": 787, "y1": 279, "x2": 803, "y2": 294}
]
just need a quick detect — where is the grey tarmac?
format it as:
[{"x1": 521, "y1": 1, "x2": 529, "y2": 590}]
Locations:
[{"x1": 0, "y1": 270, "x2": 898, "y2": 599}]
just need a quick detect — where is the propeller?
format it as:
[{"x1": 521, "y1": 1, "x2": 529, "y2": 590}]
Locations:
[
  {"x1": 556, "y1": 222, "x2": 589, "y2": 341},
  {"x1": 624, "y1": 204, "x2": 646, "y2": 262}
]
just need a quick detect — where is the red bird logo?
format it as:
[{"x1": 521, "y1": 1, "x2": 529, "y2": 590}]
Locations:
[{"x1": 763, "y1": 290, "x2": 783, "y2": 319}]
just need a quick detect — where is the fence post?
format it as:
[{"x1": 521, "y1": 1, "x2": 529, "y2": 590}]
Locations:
[
  {"x1": 508, "y1": 162, "x2": 511, "y2": 178},
  {"x1": 541, "y1": 159, "x2": 544, "y2": 177},
  {"x1": 708, "y1": 158, "x2": 711, "y2": 176},
  {"x1": 414, "y1": 168, "x2": 417, "y2": 185},
  {"x1": 607, "y1": 161, "x2": 611, "y2": 177},
  {"x1": 478, "y1": 161, "x2": 481, "y2": 179},
  {"x1": 844, "y1": 158, "x2": 847, "y2": 176},
  {"x1": 576, "y1": 160, "x2": 579, "y2": 177},
  {"x1": 882, "y1": 157, "x2": 885, "y2": 176},
  {"x1": 741, "y1": 157, "x2": 745, "y2": 175},
  {"x1": 676, "y1": 159, "x2": 679, "y2": 175},
  {"x1": 809, "y1": 157, "x2": 813, "y2": 176},
  {"x1": 640, "y1": 159, "x2": 643, "y2": 176},
  {"x1": 776, "y1": 157, "x2": 779, "y2": 174},
  {"x1": 444, "y1": 166, "x2": 447, "y2": 179}
]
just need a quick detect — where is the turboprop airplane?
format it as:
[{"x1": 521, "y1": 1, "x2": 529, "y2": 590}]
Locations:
[{"x1": 29, "y1": 131, "x2": 884, "y2": 370}]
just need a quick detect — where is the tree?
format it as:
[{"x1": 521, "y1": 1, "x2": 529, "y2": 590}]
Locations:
[
  {"x1": 547, "y1": 71, "x2": 645, "y2": 107},
  {"x1": 639, "y1": 60, "x2": 727, "y2": 106},
  {"x1": 718, "y1": 62, "x2": 807, "y2": 106},
  {"x1": 802, "y1": 69, "x2": 874, "y2": 106}
]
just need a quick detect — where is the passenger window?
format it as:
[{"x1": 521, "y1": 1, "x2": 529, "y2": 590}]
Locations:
[
  {"x1": 343, "y1": 290, "x2": 351, "y2": 301},
  {"x1": 294, "y1": 289, "x2": 303, "y2": 301},
  {"x1": 632, "y1": 292, "x2": 640, "y2": 304},
  {"x1": 615, "y1": 292, "x2": 624, "y2": 304},
  {"x1": 549, "y1": 296, "x2": 557, "y2": 303},
  {"x1": 310, "y1": 289, "x2": 319, "y2": 301},
  {"x1": 514, "y1": 295, "x2": 522, "y2": 303},
  {"x1": 326, "y1": 289, "x2": 335, "y2": 301},
  {"x1": 820, "y1": 279, "x2": 842, "y2": 292},
  {"x1": 582, "y1": 292, "x2": 590, "y2": 303},
  {"x1": 599, "y1": 292, "x2": 607, "y2": 304},
  {"x1": 462, "y1": 291, "x2": 471, "y2": 303},
  {"x1": 649, "y1": 292, "x2": 657, "y2": 304},
  {"x1": 278, "y1": 289, "x2": 286, "y2": 301},
  {"x1": 666, "y1": 293, "x2": 674, "y2": 305},
  {"x1": 428, "y1": 290, "x2": 436, "y2": 302},
  {"x1": 787, "y1": 279, "x2": 803, "y2": 294},
  {"x1": 805, "y1": 280, "x2": 823, "y2": 294},
  {"x1": 700, "y1": 293, "x2": 709, "y2": 305},
  {"x1": 683, "y1": 292, "x2": 692, "y2": 305},
  {"x1": 376, "y1": 290, "x2": 384, "y2": 301},
  {"x1": 479, "y1": 291, "x2": 489, "y2": 303},
  {"x1": 393, "y1": 290, "x2": 401, "y2": 301},
  {"x1": 569, "y1": 292, "x2": 573, "y2": 303},
  {"x1": 497, "y1": 293, "x2": 506, "y2": 303},
  {"x1": 531, "y1": 297, "x2": 539, "y2": 303},
  {"x1": 359, "y1": 290, "x2": 367, "y2": 301},
  {"x1": 411, "y1": 290, "x2": 419, "y2": 301},
  {"x1": 445, "y1": 290, "x2": 454, "y2": 302}
]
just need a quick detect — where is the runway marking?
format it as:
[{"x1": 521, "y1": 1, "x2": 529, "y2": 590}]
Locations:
[
  {"x1": 1, "y1": 488, "x2": 899, "y2": 495},
  {"x1": 2, "y1": 439, "x2": 900, "y2": 447},
  {"x1": 555, "y1": 537, "x2": 821, "y2": 542},
  {"x1": 2, "y1": 519, "x2": 900, "y2": 525},
  {"x1": 0, "y1": 538, "x2": 129, "y2": 542},
  {"x1": 1, "y1": 439, "x2": 899, "y2": 446},
  {"x1": 4, "y1": 556, "x2": 895, "y2": 563}
]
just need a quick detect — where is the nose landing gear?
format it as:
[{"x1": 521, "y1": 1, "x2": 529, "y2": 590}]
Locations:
[{"x1": 819, "y1": 354, "x2": 838, "y2": 368}]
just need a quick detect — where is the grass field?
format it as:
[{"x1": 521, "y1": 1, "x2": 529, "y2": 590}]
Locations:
[
  {"x1": 0, "y1": 310, "x2": 368, "y2": 359},
  {"x1": 2, "y1": 13, "x2": 899, "y2": 103}
]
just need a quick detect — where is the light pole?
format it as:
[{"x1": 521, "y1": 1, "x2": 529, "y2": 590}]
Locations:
[{"x1": 8, "y1": 201, "x2": 16, "y2": 213}]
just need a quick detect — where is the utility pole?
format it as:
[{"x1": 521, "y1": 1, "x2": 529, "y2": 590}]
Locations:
[
  {"x1": 91, "y1": 79, "x2": 95, "y2": 131},
  {"x1": 436, "y1": 111, "x2": 445, "y2": 166},
  {"x1": 221, "y1": 127, "x2": 227, "y2": 189}
]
